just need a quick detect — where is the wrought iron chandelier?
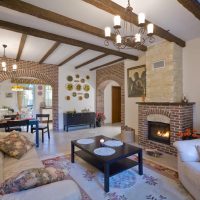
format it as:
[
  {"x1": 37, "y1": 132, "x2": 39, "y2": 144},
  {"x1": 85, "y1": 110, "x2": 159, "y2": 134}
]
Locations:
[
  {"x1": 104, "y1": 0, "x2": 155, "y2": 50},
  {"x1": 1, "y1": 44, "x2": 17, "y2": 72}
]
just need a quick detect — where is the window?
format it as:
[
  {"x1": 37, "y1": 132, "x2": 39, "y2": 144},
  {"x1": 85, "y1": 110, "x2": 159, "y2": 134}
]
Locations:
[
  {"x1": 45, "y1": 85, "x2": 52, "y2": 107},
  {"x1": 22, "y1": 84, "x2": 34, "y2": 108}
]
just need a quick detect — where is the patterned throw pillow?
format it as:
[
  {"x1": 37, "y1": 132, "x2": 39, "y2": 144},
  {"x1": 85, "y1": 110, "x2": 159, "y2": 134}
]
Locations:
[
  {"x1": 0, "y1": 167, "x2": 68, "y2": 195},
  {"x1": 0, "y1": 132, "x2": 34, "y2": 159},
  {"x1": 196, "y1": 145, "x2": 200, "y2": 159}
]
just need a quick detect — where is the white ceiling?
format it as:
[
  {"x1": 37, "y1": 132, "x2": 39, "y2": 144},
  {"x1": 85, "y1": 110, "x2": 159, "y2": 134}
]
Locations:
[{"x1": 0, "y1": 0, "x2": 199, "y2": 70}]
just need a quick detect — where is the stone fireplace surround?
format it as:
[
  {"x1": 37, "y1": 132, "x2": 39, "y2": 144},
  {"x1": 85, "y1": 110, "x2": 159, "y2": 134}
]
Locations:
[{"x1": 137, "y1": 102, "x2": 194, "y2": 156}]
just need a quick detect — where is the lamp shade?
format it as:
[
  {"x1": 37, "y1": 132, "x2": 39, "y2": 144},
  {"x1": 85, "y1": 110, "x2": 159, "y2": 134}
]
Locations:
[
  {"x1": 147, "y1": 23, "x2": 154, "y2": 35},
  {"x1": 1, "y1": 61, "x2": 6, "y2": 68},
  {"x1": 116, "y1": 34, "x2": 122, "y2": 44},
  {"x1": 114, "y1": 15, "x2": 121, "y2": 27},
  {"x1": 135, "y1": 33, "x2": 141, "y2": 43},
  {"x1": 12, "y1": 64, "x2": 17, "y2": 71},
  {"x1": 138, "y1": 13, "x2": 145, "y2": 25},
  {"x1": 105, "y1": 27, "x2": 111, "y2": 37}
]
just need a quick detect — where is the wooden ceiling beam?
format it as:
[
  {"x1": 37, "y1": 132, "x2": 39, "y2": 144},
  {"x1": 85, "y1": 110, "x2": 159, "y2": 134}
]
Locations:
[
  {"x1": 0, "y1": 20, "x2": 138, "y2": 61},
  {"x1": 0, "y1": 0, "x2": 147, "y2": 51},
  {"x1": 58, "y1": 49, "x2": 87, "y2": 66},
  {"x1": 83, "y1": 0, "x2": 186, "y2": 47},
  {"x1": 90, "y1": 58, "x2": 124, "y2": 71},
  {"x1": 177, "y1": 0, "x2": 200, "y2": 20},
  {"x1": 75, "y1": 53, "x2": 108, "y2": 69},
  {"x1": 16, "y1": 33, "x2": 27, "y2": 61},
  {"x1": 39, "y1": 41, "x2": 60, "y2": 64}
]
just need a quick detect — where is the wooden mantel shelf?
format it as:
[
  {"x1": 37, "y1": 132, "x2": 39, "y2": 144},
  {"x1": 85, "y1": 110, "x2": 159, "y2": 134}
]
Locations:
[{"x1": 136, "y1": 102, "x2": 195, "y2": 106}]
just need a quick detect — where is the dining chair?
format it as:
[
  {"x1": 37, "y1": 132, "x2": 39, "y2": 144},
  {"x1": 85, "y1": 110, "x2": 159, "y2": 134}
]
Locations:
[
  {"x1": 6, "y1": 119, "x2": 29, "y2": 132},
  {"x1": 31, "y1": 114, "x2": 50, "y2": 143}
]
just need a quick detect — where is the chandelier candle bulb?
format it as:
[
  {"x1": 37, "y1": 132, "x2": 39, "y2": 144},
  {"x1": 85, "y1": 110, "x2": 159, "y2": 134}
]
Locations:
[
  {"x1": 105, "y1": 27, "x2": 111, "y2": 37},
  {"x1": 138, "y1": 13, "x2": 145, "y2": 26},
  {"x1": 114, "y1": 15, "x2": 121, "y2": 28},
  {"x1": 116, "y1": 34, "x2": 122, "y2": 44},
  {"x1": 147, "y1": 23, "x2": 154, "y2": 35},
  {"x1": 135, "y1": 33, "x2": 141, "y2": 43},
  {"x1": 12, "y1": 64, "x2": 17, "y2": 71},
  {"x1": 1, "y1": 61, "x2": 6, "y2": 68},
  {"x1": 2, "y1": 66, "x2": 7, "y2": 72}
]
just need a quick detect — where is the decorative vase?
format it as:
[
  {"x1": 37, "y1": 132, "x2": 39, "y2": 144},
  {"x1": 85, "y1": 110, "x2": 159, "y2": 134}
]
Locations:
[{"x1": 96, "y1": 120, "x2": 102, "y2": 127}]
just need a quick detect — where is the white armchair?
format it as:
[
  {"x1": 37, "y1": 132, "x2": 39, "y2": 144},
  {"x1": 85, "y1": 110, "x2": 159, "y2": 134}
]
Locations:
[{"x1": 174, "y1": 139, "x2": 200, "y2": 200}]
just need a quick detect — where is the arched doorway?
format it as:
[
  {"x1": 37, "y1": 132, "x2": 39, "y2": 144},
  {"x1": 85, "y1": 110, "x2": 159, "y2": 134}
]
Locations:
[{"x1": 0, "y1": 69, "x2": 58, "y2": 130}]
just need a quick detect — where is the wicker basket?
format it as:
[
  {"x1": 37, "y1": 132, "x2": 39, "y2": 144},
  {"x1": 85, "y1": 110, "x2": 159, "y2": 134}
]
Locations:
[{"x1": 121, "y1": 126, "x2": 135, "y2": 143}]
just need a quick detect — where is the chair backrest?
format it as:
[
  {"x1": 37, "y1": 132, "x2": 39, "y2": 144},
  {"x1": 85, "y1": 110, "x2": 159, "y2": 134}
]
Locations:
[
  {"x1": 7, "y1": 119, "x2": 29, "y2": 127},
  {"x1": 36, "y1": 114, "x2": 50, "y2": 124},
  {"x1": 4, "y1": 114, "x2": 17, "y2": 120}
]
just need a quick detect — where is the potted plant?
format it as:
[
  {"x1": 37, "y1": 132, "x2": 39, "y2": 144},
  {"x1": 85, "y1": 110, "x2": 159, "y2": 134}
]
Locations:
[{"x1": 96, "y1": 112, "x2": 105, "y2": 127}]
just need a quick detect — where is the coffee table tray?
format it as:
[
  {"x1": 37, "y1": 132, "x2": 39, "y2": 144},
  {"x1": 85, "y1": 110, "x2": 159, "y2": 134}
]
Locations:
[{"x1": 75, "y1": 150, "x2": 138, "y2": 176}]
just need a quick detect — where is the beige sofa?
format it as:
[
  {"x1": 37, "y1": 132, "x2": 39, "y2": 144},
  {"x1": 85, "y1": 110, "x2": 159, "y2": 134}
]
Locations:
[
  {"x1": 0, "y1": 132, "x2": 81, "y2": 200},
  {"x1": 174, "y1": 139, "x2": 200, "y2": 200}
]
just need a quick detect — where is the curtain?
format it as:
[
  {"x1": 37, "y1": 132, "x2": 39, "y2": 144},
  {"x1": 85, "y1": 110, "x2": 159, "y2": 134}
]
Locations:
[{"x1": 17, "y1": 91, "x2": 23, "y2": 112}]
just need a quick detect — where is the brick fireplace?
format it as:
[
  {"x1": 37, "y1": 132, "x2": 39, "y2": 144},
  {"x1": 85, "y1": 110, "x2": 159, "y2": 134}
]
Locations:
[{"x1": 137, "y1": 102, "x2": 195, "y2": 155}]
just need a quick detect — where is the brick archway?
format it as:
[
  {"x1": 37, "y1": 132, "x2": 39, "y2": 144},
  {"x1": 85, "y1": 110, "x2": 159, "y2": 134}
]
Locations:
[
  {"x1": 96, "y1": 62, "x2": 125, "y2": 126},
  {"x1": 0, "y1": 57, "x2": 58, "y2": 130}
]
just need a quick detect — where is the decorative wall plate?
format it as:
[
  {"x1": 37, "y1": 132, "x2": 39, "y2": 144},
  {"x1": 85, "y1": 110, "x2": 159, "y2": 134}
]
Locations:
[
  {"x1": 65, "y1": 96, "x2": 70, "y2": 100},
  {"x1": 67, "y1": 75, "x2": 73, "y2": 82},
  {"x1": 38, "y1": 91, "x2": 43, "y2": 96},
  {"x1": 83, "y1": 84, "x2": 90, "y2": 92},
  {"x1": 75, "y1": 74, "x2": 80, "y2": 79},
  {"x1": 86, "y1": 75, "x2": 90, "y2": 80},
  {"x1": 84, "y1": 93, "x2": 89, "y2": 99},
  {"x1": 72, "y1": 92, "x2": 77, "y2": 97},
  {"x1": 78, "y1": 96, "x2": 83, "y2": 101},
  {"x1": 81, "y1": 78, "x2": 85, "y2": 83},
  {"x1": 38, "y1": 85, "x2": 43, "y2": 90},
  {"x1": 76, "y1": 84, "x2": 82, "y2": 91},
  {"x1": 66, "y1": 83, "x2": 73, "y2": 91}
]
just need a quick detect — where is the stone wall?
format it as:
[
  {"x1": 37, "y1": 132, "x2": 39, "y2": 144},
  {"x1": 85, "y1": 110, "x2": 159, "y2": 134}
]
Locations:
[
  {"x1": 146, "y1": 41, "x2": 183, "y2": 102},
  {"x1": 0, "y1": 57, "x2": 59, "y2": 130},
  {"x1": 96, "y1": 61, "x2": 125, "y2": 126}
]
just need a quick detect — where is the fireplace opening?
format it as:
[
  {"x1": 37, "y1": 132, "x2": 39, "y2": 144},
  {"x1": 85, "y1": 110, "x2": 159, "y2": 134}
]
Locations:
[{"x1": 148, "y1": 121, "x2": 170, "y2": 145}]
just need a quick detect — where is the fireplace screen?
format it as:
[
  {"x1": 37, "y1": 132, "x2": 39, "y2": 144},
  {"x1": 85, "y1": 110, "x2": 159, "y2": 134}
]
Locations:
[{"x1": 148, "y1": 121, "x2": 170, "y2": 145}]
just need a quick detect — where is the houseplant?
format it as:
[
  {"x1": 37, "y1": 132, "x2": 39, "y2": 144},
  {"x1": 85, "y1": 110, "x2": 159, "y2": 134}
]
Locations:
[{"x1": 96, "y1": 112, "x2": 105, "y2": 127}]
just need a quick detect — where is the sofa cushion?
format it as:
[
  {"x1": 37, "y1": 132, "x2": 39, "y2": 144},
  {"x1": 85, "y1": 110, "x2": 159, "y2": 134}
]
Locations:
[
  {"x1": 0, "y1": 132, "x2": 34, "y2": 159},
  {"x1": 3, "y1": 148, "x2": 43, "y2": 180},
  {"x1": 0, "y1": 167, "x2": 68, "y2": 195},
  {"x1": 174, "y1": 139, "x2": 200, "y2": 162}
]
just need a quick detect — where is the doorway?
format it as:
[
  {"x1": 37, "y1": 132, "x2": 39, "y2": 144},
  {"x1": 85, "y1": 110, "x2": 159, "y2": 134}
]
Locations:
[{"x1": 112, "y1": 86, "x2": 121, "y2": 123}]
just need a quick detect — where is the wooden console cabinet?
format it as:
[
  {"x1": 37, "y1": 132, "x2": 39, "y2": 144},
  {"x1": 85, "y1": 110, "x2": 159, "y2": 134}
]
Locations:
[{"x1": 63, "y1": 112, "x2": 96, "y2": 131}]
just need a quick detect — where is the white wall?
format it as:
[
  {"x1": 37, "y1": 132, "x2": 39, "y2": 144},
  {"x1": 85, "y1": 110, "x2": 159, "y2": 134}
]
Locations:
[
  {"x1": 124, "y1": 55, "x2": 146, "y2": 136},
  {"x1": 58, "y1": 66, "x2": 96, "y2": 130},
  {"x1": 0, "y1": 80, "x2": 18, "y2": 111},
  {"x1": 183, "y1": 37, "x2": 200, "y2": 130},
  {"x1": 104, "y1": 81, "x2": 119, "y2": 124}
]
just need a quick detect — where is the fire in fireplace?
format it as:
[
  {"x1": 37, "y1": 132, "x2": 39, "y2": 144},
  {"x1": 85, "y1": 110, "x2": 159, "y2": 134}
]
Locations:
[{"x1": 148, "y1": 121, "x2": 170, "y2": 145}]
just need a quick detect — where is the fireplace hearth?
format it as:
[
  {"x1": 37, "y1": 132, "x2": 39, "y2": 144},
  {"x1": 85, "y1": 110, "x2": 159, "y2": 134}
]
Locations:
[{"x1": 148, "y1": 121, "x2": 170, "y2": 145}]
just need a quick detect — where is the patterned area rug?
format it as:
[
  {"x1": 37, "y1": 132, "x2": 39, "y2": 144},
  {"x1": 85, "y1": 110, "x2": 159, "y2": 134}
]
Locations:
[{"x1": 42, "y1": 155, "x2": 193, "y2": 200}]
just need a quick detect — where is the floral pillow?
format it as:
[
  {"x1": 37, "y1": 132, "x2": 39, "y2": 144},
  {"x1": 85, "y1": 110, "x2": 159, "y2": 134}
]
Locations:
[
  {"x1": 0, "y1": 132, "x2": 34, "y2": 159},
  {"x1": 0, "y1": 167, "x2": 68, "y2": 195}
]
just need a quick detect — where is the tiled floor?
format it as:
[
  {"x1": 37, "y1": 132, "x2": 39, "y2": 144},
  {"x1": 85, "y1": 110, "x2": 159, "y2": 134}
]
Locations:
[{"x1": 36, "y1": 124, "x2": 177, "y2": 171}]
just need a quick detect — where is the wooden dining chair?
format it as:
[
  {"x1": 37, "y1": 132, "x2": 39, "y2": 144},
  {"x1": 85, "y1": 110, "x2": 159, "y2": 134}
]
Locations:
[
  {"x1": 6, "y1": 119, "x2": 29, "y2": 132},
  {"x1": 31, "y1": 114, "x2": 50, "y2": 143}
]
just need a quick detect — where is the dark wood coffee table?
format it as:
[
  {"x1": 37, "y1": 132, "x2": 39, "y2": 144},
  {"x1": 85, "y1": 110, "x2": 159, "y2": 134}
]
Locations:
[{"x1": 71, "y1": 135, "x2": 143, "y2": 192}]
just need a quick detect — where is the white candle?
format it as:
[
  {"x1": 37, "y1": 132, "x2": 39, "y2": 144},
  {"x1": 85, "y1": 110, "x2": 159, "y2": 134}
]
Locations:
[
  {"x1": 138, "y1": 13, "x2": 145, "y2": 25},
  {"x1": 147, "y1": 23, "x2": 154, "y2": 35},
  {"x1": 135, "y1": 33, "x2": 141, "y2": 43},
  {"x1": 100, "y1": 139, "x2": 105, "y2": 144},
  {"x1": 116, "y1": 34, "x2": 122, "y2": 44},
  {"x1": 114, "y1": 15, "x2": 121, "y2": 27},
  {"x1": 105, "y1": 27, "x2": 111, "y2": 37}
]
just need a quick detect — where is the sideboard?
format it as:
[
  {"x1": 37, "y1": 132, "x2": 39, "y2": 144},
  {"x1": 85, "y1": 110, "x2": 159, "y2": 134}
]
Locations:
[{"x1": 63, "y1": 112, "x2": 96, "y2": 131}]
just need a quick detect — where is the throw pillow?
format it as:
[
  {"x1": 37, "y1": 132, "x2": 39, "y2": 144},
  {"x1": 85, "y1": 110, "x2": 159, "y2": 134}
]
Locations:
[
  {"x1": 0, "y1": 132, "x2": 34, "y2": 159},
  {"x1": 0, "y1": 167, "x2": 68, "y2": 195},
  {"x1": 195, "y1": 145, "x2": 200, "y2": 159}
]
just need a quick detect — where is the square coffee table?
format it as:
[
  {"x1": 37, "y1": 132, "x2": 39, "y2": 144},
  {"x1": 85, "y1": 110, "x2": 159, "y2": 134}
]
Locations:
[{"x1": 71, "y1": 135, "x2": 143, "y2": 192}]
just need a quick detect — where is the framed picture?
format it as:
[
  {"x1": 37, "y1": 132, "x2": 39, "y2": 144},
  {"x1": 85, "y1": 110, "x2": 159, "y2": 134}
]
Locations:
[
  {"x1": 127, "y1": 65, "x2": 146, "y2": 97},
  {"x1": 5, "y1": 93, "x2": 13, "y2": 98}
]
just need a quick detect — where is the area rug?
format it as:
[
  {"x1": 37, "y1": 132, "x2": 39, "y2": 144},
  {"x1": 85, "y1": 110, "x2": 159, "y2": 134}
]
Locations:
[{"x1": 42, "y1": 155, "x2": 193, "y2": 200}]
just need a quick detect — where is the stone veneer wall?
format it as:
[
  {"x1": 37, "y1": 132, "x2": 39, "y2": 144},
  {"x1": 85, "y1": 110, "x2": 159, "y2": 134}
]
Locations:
[
  {"x1": 96, "y1": 61, "x2": 125, "y2": 126},
  {"x1": 0, "y1": 57, "x2": 59, "y2": 130},
  {"x1": 146, "y1": 41, "x2": 183, "y2": 102},
  {"x1": 138, "y1": 103, "x2": 194, "y2": 155}
]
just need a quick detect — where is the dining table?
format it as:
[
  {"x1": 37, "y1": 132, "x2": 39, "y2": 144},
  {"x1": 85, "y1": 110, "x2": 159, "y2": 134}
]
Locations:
[{"x1": 0, "y1": 118, "x2": 40, "y2": 147}]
